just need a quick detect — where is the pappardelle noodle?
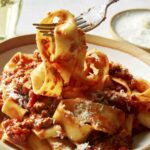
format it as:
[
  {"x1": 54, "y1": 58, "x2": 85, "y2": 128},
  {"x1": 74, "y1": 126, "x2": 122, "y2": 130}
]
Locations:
[{"x1": 0, "y1": 10, "x2": 150, "y2": 150}]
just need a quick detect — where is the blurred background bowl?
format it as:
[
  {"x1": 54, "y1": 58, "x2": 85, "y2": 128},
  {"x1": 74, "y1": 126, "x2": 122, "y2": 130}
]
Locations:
[{"x1": 110, "y1": 9, "x2": 150, "y2": 51}]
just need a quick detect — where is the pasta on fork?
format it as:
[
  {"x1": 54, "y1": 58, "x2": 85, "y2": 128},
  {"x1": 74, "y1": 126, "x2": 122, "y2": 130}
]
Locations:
[{"x1": 0, "y1": 10, "x2": 150, "y2": 150}]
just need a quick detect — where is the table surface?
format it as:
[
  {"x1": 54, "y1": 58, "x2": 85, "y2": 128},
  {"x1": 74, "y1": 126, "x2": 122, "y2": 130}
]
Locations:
[{"x1": 16, "y1": 0, "x2": 150, "y2": 39}]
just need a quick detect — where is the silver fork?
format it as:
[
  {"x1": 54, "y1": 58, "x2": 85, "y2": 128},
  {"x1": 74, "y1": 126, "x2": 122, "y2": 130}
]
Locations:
[
  {"x1": 33, "y1": 0, "x2": 119, "y2": 36},
  {"x1": 76, "y1": 0, "x2": 119, "y2": 32}
]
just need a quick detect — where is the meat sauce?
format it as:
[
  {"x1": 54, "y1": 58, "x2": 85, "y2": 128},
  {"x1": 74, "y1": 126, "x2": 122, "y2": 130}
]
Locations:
[
  {"x1": 2, "y1": 51, "x2": 41, "y2": 108},
  {"x1": 0, "y1": 60, "x2": 147, "y2": 149}
]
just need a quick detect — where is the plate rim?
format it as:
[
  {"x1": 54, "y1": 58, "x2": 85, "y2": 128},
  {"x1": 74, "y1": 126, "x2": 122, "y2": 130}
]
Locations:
[
  {"x1": 110, "y1": 8, "x2": 150, "y2": 50},
  {"x1": 0, "y1": 34, "x2": 150, "y2": 66}
]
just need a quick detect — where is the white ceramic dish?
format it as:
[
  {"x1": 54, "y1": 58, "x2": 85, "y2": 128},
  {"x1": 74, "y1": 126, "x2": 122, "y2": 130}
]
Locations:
[
  {"x1": 110, "y1": 9, "x2": 150, "y2": 51},
  {"x1": 0, "y1": 34, "x2": 150, "y2": 150}
]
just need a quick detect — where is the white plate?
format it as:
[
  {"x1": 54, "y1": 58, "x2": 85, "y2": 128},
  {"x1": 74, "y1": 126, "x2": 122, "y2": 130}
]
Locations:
[{"x1": 0, "y1": 35, "x2": 150, "y2": 149}]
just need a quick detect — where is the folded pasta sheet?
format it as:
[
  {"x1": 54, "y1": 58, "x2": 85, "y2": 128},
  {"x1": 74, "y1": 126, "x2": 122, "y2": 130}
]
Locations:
[
  {"x1": 31, "y1": 10, "x2": 86, "y2": 97},
  {"x1": 2, "y1": 98, "x2": 27, "y2": 120},
  {"x1": 83, "y1": 50, "x2": 109, "y2": 90},
  {"x1": 33, "y1": 124, "x2": 64, "y2": 139},
  {"x1": 53, "y1": 98, "x2": 125, "y2": 142}
]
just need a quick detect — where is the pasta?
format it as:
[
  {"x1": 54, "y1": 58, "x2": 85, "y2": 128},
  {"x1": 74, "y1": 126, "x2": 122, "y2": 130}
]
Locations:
[{"x1": 0, "y1": 9, "x2": 150, "y2": 150}]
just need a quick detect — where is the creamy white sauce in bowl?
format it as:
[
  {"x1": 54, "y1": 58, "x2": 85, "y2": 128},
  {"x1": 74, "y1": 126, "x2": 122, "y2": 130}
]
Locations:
[{"x1": 111, "y1": 9, "x2": 150, "y2": 50}]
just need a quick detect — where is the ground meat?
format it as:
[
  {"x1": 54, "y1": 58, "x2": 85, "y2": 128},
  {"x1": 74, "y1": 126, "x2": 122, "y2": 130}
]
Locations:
[
  {"x1": 109, "y1": 82, "x2": 127, "y2": 92},
  {"x1": 47, "y1": 99, "x2": 60, "y2": 116},
  {"x1": 109, "y1": 62, "x2": 132, "y2": 81},
  {"x1": 10, "y1": 83, "x2": 29, "y2": 109},
  {"x1": 3, "y1": 119, "x2": 31, "y2": 146},
  {"x1": 41, "y1": 110, "x2": 49, "y2": 117},
  {"x1": 1, "y1": 52, "x2": 42, "y2": 110},
  {"x1": 93, "y1": 89, "x2": 150, "y2": 115},
  {"x1": 92, "y1": 90, "x2": 131, "y2": 113},
  {"x1": 21, "y1": 118, "x2": 33, "y2": 129},
  {"x1": 34, "y1": 117, "x2": 53, "y2": 129},
  {"x1": 8, "y1": 86, "x2": 41, "y2": 110},
  {"x1": 27, "y1": 90, "x2": 40, "y2": 108},
  {"x1": 31, "y1": 99, "x2": 59, "y2": 117},
  {"x1": 6, "y1": 126, "x2": 30, "y2": 146},
  {"x1": 32, "y1": 101, "x2": 47, "y2": 113},
  {"x1": 104, "y1": 89, "x2": 131, "y2": 113},
  {"x1": 87, "y1": 131, "x2": 131, "y2": 150},
  {"x1": 109, "y1": 62, "x2": 136, "y2": 90}
]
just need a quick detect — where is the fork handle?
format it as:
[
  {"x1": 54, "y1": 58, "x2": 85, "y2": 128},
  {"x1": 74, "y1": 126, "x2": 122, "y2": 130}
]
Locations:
[{"x1": 98, "y1": 0, "x2": 119, "y2": 22}]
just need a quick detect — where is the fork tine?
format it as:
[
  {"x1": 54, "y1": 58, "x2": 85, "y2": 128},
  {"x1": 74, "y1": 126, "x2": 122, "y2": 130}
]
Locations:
[
  {"x1": 43, "y1": 33, "x2": 53, "y2": 36},
  {"x1": 76, "y1": 17, "x2": 83, "y2": 21},
  {"x1": 40, "y1": 30, "x2": 53, "y2": 33},
  {"x1": 36, "y1": 27, "x2": 55, "y2": 30},
  {"x1": 33, "y1": 23, "x2": 56, "y2": 36},
  {"x1": 82, "y1": 26, "x2": 91, "y2": 32},
  {"x1": 76, "y1": 20, "x2": 87, "y2": 26},
  {"x1": 33, "y1": 23, "x2": 57, "y2": 27},
  {"x1": 78, "y1": 23, "x2": 90, "y2": 29}
]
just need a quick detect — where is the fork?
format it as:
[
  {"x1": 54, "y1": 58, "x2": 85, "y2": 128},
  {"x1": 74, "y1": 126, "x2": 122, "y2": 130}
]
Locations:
[{"x1": 33, "y1": 0, "x2": 119, "y2": 36}]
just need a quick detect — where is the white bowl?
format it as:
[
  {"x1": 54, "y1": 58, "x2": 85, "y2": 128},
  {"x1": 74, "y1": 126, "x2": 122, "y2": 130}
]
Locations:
[{"x1": 110, "y1": 9, "x2": 150, "y2": 51}]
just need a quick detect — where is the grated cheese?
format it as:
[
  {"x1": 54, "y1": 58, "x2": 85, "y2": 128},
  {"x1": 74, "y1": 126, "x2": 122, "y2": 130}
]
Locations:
[
  {"x1": 74, "y1": 101, "x2": 92, "y2": 125},
  {"x1": 75, "y1": 142, "x2": 90, "y2": 150}
]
